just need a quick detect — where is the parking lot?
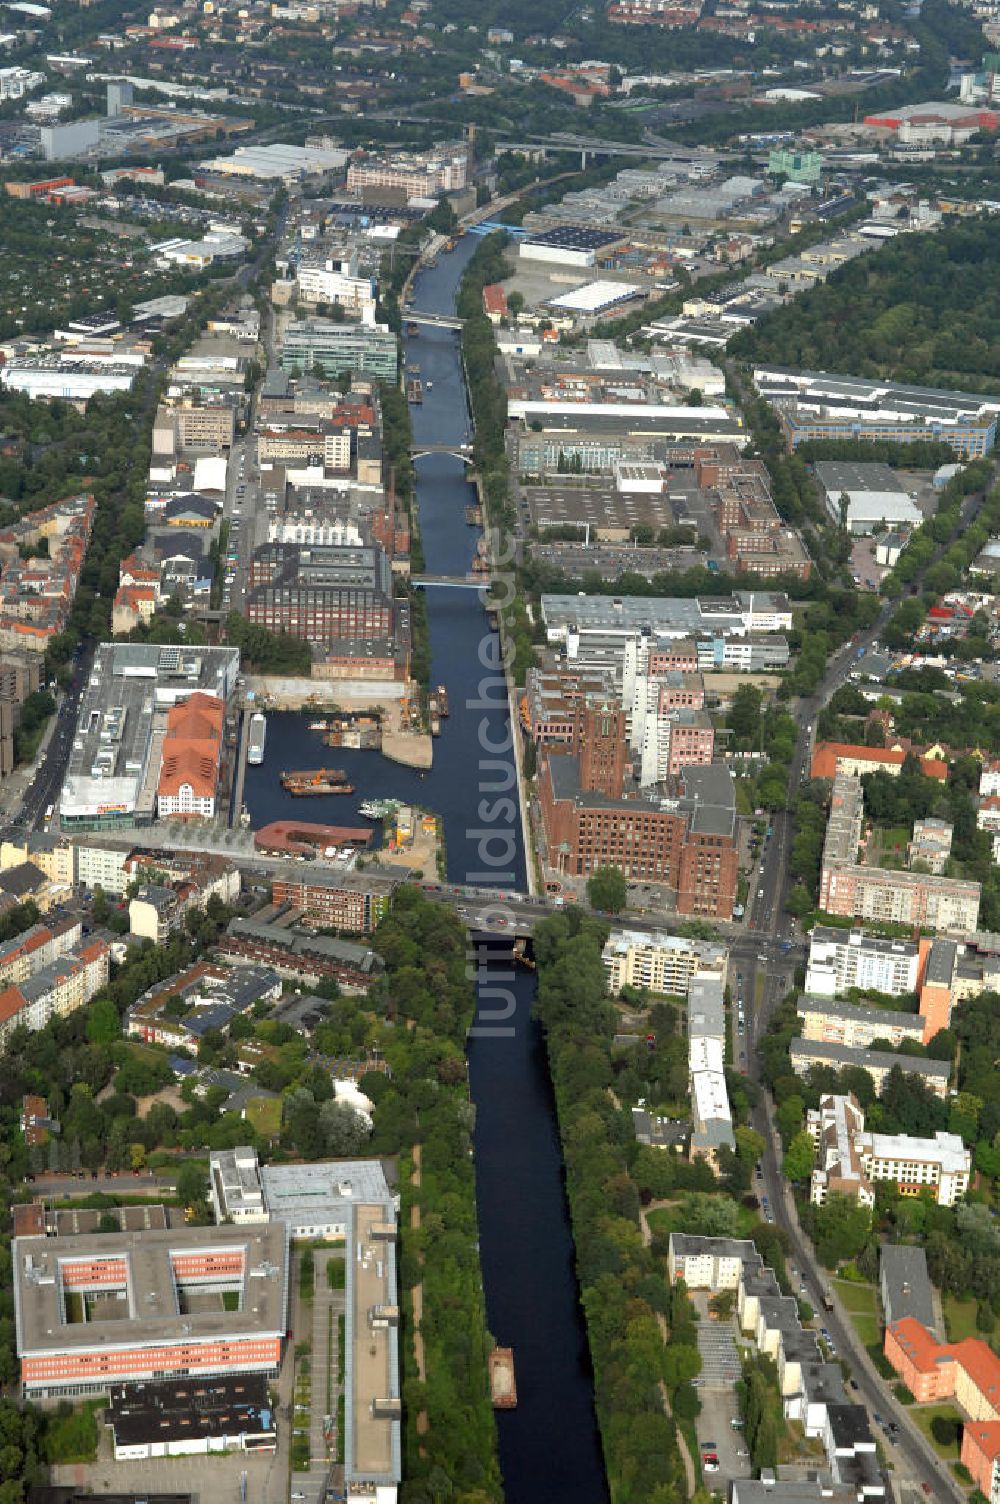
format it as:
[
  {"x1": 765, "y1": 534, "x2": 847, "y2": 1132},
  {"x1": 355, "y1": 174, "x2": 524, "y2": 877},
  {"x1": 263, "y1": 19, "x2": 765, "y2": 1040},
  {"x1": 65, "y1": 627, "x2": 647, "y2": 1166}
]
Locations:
[
  {"x1": 695, "y1": 1386, "x2": 752, "y2": 1490},
  {"x1": 696, "y1": 1316, "x2": 742, "y2": 1390},
  {"x1": 54, "y1": 1432, "x2": 289, "y2": 1504}
]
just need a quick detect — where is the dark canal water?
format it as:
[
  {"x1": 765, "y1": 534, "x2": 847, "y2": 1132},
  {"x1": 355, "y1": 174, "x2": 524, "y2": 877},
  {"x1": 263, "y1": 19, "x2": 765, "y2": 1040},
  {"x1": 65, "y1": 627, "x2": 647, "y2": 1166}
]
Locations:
[{"x1": 244, "y1": 237, "x2": 608, "y2": 1504}]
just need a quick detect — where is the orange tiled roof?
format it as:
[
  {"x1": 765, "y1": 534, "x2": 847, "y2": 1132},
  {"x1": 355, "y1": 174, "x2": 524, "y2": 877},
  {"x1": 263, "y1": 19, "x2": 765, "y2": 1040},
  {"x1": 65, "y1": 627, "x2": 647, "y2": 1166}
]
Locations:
[{"x1": 811, "y1": 741, "x2": 948, "y2": 782}]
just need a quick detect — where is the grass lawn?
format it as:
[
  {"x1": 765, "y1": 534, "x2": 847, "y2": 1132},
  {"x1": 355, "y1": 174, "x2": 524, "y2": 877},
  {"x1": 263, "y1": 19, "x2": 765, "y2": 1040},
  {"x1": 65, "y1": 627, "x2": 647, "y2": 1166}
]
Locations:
[
  {"x1": 647, "y1": 1195, "x2": 758, "y2": 1239},
  {"x1": 833, "y1": 1279, "x2": 880, "y2": 1347},
  {"x1": 943, "y1": 1295, "x2": 981, "y2": 1343},
  {"x1": 244, "y1": 1095, "x2": 282, "y2": 1137},
  {"x1": 913, "y1": 1403, "x2": 964, "y2": 1461}
]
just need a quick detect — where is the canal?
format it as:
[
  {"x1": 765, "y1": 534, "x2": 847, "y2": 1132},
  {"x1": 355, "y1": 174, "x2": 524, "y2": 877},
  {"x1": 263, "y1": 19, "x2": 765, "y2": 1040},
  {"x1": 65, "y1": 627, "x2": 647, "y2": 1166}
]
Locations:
[{"x1": 244, "y1": 235, "x2": 608, "y2": 1504}]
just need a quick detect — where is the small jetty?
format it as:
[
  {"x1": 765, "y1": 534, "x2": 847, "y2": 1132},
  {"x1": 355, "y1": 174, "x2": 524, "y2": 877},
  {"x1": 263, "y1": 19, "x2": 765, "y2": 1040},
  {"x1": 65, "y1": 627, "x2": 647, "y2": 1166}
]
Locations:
[
  {"x1": 435, "y1": 684, "x2": 449, "y2": 718},
  {"x1": 489, "y1": 1348, "x2": 517, "y2": 1409}
]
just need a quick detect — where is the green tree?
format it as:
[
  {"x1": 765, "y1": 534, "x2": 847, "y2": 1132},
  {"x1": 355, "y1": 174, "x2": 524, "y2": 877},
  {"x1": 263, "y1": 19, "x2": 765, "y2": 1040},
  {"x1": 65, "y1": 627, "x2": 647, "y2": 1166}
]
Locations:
[
  {"x1": 587, "y1": 866, "x2": 628, "y2": 914},
  {"x1": 784, "y1": 1130, "x2": 815, "y2": 1183},
  {"x1": 86, "y1": 997, "x2": 120, "y2": 1045}
]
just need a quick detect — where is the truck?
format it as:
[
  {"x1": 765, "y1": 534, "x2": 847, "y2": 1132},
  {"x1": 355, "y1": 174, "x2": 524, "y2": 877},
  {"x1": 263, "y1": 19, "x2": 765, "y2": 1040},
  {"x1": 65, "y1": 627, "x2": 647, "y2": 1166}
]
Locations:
[{"x1": 822, "y1": 1289, "x2": 834, "y2": 1311}]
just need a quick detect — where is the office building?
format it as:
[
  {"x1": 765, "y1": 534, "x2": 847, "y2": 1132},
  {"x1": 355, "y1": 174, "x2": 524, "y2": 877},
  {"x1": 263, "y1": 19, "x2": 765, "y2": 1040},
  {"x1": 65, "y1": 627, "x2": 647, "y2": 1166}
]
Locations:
[
  {"x1": 207, "y1": 1147, "x2": 400, "y2": 1501},
  {"x1": 296, "y1": 257, "x2": 377, "y2": 319},
  {"x1": 538, "y1": 751, "x2": 738, "y2": 918},
  {"x1": 602, "y1": 928, "x2": 727, "y2": 996},
  {"x1": 280, "y1": 320, "x2": 397, "y2": 380},
  {"x1": 209, "y1": 1146, "x2": 389, "y2": 1242},
  {"x1": 346, "y1": 143, "x2": 469, "y2": 198},
  {"x1": 245, "y1": 541, "x2": 395, "y2": 647},
  {"x1": 807, "y1": 1094, "x2": 969, "y2": 1207},
  {"x1": 156, "y1": 692, "x2": 224, "y2": 819},
  {"x1": 814, "y1": 461, "x2": 922, "y2": 534},
  {"x1": 13, "y1": 1223, "x2": 289, "y2": 1401}
]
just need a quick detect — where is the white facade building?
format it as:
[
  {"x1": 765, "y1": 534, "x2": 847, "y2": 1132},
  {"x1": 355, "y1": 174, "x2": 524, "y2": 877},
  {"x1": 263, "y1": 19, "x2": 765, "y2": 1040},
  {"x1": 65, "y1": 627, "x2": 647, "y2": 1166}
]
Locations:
[
  {"x1": 0, "y1": 66, "x2": 44, "y2": 98},
  {"x1": 805, "y1": 925, "x2": 921, "y2": 998},
  {"x1": 296, "y1": 258, "x2": 377, "y2": 321}
]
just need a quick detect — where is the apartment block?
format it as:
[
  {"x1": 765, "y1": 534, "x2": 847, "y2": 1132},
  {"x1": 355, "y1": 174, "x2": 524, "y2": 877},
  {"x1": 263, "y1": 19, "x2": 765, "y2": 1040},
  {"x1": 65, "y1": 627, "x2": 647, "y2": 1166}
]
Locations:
[
  {"x1": 961, "y1": 1421, "x2": 1000, "y2": 1502},
  {"x1": 666, "y1": 1232, "x2": 758, "y2": 1290},
  {"x1": 268, "y1": 871, "x2": 398, "y2": 932},
  {"x1": 886, "y1": 1316, "x2": 1000, "y2": 1419},
  {"x1": 805, "y1": 926, "x2": 923, "y2": 999},
  {"x1": 797, "y1": 994, "x2": 926, "y2": 1051},
  {"x1": 0, "y1": 918, "x2": 82, "y2": 988},
  {"x1": 819, "y1": 774, "x2": 980, "y2": 934},
  {"x1": 0, "y1": 937, "x2": 110, "y2": 1046},
  {"x1": 789, "y1": 1038, "x2": 951, "y2": 1099},
  {"x1": 880, "y1": 1245, "x2": 936, "y2": 1334},
  {"x1": 688, "y1": 974, "x2": 733, "y2": 1167},
  {"x1": 811, "y1": 742, "x2": 948, "y2": 782},
  {"x1": 602, "y1": 928, "x2": 727, "y2": 996}
]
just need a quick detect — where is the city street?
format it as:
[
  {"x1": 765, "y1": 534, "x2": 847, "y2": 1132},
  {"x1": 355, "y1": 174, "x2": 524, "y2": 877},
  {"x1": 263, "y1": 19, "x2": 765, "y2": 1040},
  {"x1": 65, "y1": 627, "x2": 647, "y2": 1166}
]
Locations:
[{"x1": 742, "y1": 578, "x2": 970, "y2": 1501}]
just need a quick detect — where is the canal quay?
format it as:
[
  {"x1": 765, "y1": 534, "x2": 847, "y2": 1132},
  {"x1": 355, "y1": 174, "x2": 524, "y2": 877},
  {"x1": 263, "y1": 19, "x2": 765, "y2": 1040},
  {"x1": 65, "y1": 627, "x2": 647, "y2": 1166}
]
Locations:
[{"x1": 244, "y1": 235, "x2": 608, "y2": 1504}]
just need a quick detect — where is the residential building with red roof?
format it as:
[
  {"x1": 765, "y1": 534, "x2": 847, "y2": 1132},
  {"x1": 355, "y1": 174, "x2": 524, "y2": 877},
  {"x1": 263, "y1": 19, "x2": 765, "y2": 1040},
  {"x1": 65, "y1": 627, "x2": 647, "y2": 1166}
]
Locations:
[
  {"x1": 811, "y1": 740, "x2": 948, "y2": 782},
  {"x1": 0, "y1": 492, "x2": 95, "y2": 654},
  {"x1": 962, "y1": 1420, "x2": 1000, "y2": 1498},
  {"x1": 0, "y1": 935, "x2": 109, "y2": 1047},
  {"x1": 886, "y1": 1316, "x2": 1000, "y2": 1421}
]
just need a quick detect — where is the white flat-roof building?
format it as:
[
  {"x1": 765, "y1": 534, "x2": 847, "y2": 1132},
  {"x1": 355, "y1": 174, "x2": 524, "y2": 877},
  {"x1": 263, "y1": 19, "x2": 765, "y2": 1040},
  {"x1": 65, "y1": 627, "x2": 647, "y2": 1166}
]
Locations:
[
  {"x1": 805, "y1": 926, "x2": 921, "y2": 998},
  {"x1": 807, "y1": 1093, "x2": 970, "y2": 1207},
  {"x1": 200, "y1": 143, "x2": 349, "y2": 182}
]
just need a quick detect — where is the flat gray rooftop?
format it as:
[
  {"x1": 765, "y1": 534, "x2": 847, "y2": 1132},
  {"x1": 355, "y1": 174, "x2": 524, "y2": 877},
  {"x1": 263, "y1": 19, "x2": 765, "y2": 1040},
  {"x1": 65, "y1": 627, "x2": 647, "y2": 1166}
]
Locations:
[
  {"x1": 261, "y1": 1159, "x2": 391, "y2": 1227},
  {"x1": 14, "y1": 1223, "x2": 287, "y2": 1356}
]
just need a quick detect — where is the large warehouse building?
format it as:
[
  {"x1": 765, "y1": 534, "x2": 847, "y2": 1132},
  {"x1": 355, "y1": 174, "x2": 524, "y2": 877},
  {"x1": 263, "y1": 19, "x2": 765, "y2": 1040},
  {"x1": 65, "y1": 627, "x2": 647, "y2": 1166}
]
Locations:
[
  {"x1": 13, "y1": 1223, "x2": 289, "y2": 1402},
  {"x1": 58, "y1": 643, "x2": 239, "y2": 831}
]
